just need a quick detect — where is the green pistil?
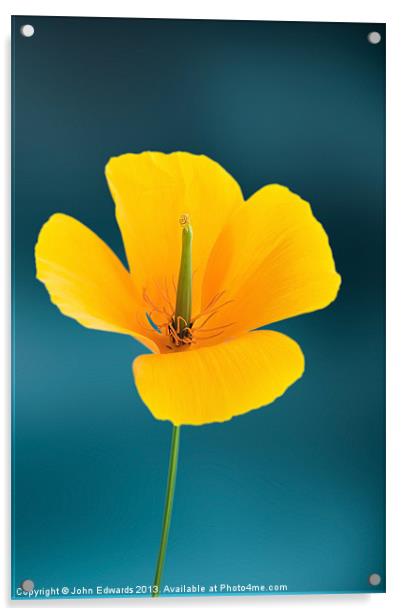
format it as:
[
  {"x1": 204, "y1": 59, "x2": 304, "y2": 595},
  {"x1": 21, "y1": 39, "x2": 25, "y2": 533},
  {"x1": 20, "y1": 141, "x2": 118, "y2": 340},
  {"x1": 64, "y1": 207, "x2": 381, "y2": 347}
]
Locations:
[{"x1": 174, "y1": 214, "x2": 193, "y2": 336}]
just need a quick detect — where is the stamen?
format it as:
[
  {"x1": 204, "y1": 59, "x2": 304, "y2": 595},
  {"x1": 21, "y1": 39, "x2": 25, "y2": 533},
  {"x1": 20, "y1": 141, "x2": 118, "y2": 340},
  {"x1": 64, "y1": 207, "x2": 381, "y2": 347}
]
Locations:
[
  {"x1": 143, "y1": 290, "x2": 171, "y2": 319},
  {"x1": 191, "y1": 298, "x2": 234, "y2": 325},
  {"x1": 203, "y1": 289, "x2": 227, "y2": 312},
  {"x1": 192, "y1": 310, "x2": 221, "y2": 330},
  {"x1": 194, "y1": 331, "x2": 226, "y2": 341},
  {"x1": 194, "y1": 322, "x2": 235, "y2": 334},
  {"x1": 175, "y1": 315, "x2": 189, "y2": 334},
  {"x1": 153, "y1": 278, "x2": 174, "y2": 313}
]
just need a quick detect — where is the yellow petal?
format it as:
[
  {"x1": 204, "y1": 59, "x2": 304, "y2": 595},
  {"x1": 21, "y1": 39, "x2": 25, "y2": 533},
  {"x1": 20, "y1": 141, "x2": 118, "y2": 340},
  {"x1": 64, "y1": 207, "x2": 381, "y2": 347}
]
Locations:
[
  {"x1": 35, "y1": 213, "x2": 160, "y2": 353},
  {"x1": 105, "y1": 152, "x2": 243, "y2": 315},
  {"x1": 133, "y1": 330, "x2": 304, "y2": 425},
  {"x1": 202, "y1": 184, "x2": 341, "y2": 337}
]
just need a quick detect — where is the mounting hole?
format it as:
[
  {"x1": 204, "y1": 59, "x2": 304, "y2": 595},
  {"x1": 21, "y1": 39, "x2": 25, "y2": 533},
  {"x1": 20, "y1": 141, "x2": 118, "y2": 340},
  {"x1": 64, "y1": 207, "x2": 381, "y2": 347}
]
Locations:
[
  {"x1": 368, "y1": 573, "x2": 381, "y2": 586},
  {"x1": 21, "y1": 579, "x2": 35, "y2": 592},
  {"x1": 20, "y1": 24, "x2": 35, "y2": 38},
  {"x1": 367, "y1": 31, "x2": 381, "y2": 45}
]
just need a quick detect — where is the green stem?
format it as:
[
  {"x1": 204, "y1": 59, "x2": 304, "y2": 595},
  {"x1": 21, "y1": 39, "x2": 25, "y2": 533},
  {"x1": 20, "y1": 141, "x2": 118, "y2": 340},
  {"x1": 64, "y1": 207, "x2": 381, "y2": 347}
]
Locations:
[{"x1": 151, "y1": 425, "x2": 181, "y2": 597}]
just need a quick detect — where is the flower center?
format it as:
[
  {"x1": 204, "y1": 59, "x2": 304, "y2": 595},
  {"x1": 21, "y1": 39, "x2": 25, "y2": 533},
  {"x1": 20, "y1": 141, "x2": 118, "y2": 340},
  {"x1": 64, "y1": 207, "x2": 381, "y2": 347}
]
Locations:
[{"x1": 142, "y1": 215, "x2": 235, "y2": 351}]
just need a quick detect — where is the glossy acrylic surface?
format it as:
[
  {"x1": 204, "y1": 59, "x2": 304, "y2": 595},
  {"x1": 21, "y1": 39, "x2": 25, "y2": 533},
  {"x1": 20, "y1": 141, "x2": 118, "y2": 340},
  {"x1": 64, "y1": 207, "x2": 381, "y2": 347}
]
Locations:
[{"x1": 12, "y1": 16, "x2": 385, "y2": 599}]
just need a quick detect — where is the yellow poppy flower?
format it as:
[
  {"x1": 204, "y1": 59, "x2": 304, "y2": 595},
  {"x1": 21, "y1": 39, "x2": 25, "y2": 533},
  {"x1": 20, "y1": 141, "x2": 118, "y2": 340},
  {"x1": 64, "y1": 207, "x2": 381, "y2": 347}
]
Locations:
[
  {"x1": 34, "y1": 151, "x2": 341, "y2": 596},
  {"x1": 35, "y1": 151, "x2": 341, "y2": 427}
]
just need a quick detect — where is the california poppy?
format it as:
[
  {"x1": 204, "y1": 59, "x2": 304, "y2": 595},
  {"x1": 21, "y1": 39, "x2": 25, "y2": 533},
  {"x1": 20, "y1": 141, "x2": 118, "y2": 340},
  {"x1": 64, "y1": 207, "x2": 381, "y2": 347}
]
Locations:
[{"x1": 35, "y1": 152, "x2": 341, "y2": 596}]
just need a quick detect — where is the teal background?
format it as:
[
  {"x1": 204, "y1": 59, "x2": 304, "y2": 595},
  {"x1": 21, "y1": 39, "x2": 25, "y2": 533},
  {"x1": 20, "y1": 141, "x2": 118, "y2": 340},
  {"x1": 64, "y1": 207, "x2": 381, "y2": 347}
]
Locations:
[{"x1": 12, "y1": 17, "x2": 385, "y2": 599}]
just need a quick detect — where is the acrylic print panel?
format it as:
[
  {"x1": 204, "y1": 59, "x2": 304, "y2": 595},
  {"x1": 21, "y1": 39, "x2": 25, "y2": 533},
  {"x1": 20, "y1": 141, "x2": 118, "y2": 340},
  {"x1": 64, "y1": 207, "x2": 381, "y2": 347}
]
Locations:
[{"x1": 11, "y1": 16, "x2": 385, "y2": 600}]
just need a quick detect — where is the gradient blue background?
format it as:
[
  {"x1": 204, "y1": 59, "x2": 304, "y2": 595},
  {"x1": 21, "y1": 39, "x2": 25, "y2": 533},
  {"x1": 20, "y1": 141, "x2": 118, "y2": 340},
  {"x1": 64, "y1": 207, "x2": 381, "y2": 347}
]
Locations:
[{"x1": 12, "y1": 17, "x2": 385, "y2": 599}]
